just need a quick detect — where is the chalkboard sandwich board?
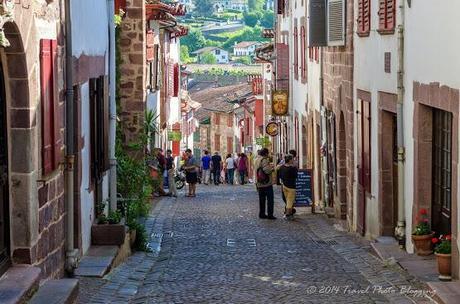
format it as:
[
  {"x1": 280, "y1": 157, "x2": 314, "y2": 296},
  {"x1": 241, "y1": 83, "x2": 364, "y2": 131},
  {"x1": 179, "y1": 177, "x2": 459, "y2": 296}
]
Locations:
[{"x1": 295, "y1": 169, "x2": 313, "y2": 207}]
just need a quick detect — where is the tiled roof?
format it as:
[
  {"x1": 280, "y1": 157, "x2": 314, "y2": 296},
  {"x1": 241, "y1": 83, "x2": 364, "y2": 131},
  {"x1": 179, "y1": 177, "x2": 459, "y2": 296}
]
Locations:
[
  {"x1": 233, "y1": 41, "x2": 260, "y2": 49},
  {"x1": 191, "y1": 46, "x2": 224, "y2": 54},
  {"x1": 191, "y1": 84, "x2": 253, "y2": 122}
]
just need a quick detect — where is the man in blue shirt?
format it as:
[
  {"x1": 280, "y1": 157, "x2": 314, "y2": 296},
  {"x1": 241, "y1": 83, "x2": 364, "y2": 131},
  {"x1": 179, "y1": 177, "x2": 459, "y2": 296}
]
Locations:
[{"x1": 201, "y1": 150, "x2": 211, "y2": 185}]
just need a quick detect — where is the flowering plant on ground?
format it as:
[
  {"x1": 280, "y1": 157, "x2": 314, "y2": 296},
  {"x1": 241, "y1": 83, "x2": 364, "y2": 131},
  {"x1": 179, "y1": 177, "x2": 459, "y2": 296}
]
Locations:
[
  {"x1": 412, "y1": 208, "x2": 432, "y2": 235},
  {"x1": 432, "y1": 235, "x2": 452, "y2": 254}
]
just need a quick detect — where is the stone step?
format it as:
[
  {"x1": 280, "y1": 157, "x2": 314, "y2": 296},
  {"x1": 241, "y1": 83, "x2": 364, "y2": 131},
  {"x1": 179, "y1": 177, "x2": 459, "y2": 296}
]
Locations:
[
  {"x1": 74, "y1": 246, "x2": 118, "y2": 278},
  {"x1": 29, "y1": 279, "x2": 79, "y2": 304},
  {"x1": 0, "y1": 265, "x2": 41, "y2": 304}
]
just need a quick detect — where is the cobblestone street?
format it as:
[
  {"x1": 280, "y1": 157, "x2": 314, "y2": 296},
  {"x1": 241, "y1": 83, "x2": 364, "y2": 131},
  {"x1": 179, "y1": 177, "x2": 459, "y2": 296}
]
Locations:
[{"x1": 78, "y1": 185, "x2": 435, "y2": 304}]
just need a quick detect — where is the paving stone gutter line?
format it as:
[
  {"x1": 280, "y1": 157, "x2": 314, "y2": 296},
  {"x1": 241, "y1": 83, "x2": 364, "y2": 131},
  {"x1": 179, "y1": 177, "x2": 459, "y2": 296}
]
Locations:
[
  {"x1": 78, "y1": 196, "x2": 177, "y2": 304},
  {"x1": 306, "y1": 217, "x2": 437, "y2": 303}
]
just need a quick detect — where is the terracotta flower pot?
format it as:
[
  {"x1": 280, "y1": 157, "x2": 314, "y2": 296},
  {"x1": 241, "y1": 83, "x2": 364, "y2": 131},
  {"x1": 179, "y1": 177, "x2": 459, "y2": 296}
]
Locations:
[
  {"x1": 435, "y1": 253, "x2": 452, "y2": 281},
  {"x1": 411, "y1": 232, "x2": 434, "y2": 256}
]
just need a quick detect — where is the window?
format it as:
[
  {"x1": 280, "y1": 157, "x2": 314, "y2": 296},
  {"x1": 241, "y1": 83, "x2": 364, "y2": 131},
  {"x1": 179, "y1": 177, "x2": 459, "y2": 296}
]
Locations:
[
  {"x1": 215, "y1": 134, "x2": 221, "y2": 151},
  {"x1": 308, "y1": 0, "x2": 327, "y2": 47},
  {"x1": 40, "y1": 39, "x2": 61, "y2": 176},
  {"x1": 173, "y1": 63, "x2": 179, "y2": 97},
  {"x1": 89, "y1": 76, "x2": 110, "y2": 183},
  {"x1": 327, "y1": 0, "x2": 345, "y2": 46},
  {"x1": 357, "y1": 0, "x2": 371, "y2": 36},
  {"x1": 308, "y1": 47, "x2": 313, "y2": 61},
  {"x1": 215, "y1": 49, "x2": 221, "y2": 55},
  {"x1": 293, "y1": 23, "x2": 298, "y2": 80},
  {"x1": 214, "y1": 113, "x2": 220, "y2": 125},
  {"x1": 378, "y1": 0, "x2": 395, "y2": 33},
  {"x1": 227, "y1": 137, "x2": 233, "y2": 154},
  {"x1": 227, "y1": 114, "x2": 233, "y2": 127},
  {"x1": 300, "y1": 25, "x2": 306, "y2": 80}
]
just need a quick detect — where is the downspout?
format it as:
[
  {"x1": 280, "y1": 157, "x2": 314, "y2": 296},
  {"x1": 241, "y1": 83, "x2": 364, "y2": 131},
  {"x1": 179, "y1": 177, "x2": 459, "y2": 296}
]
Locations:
[
  {"x1": 64, "y1": 0, "x2": 77, "y2": 273},
  {"x1": 394, "y1": 0, "x2": 406, "y2": 248},
  {"x1": 108, "y1": 0, "x2": 117, "y2": 212}
]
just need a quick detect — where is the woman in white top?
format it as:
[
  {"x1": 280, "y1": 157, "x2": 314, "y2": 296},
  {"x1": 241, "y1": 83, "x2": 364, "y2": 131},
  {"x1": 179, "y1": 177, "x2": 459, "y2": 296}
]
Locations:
[{"x1": 225, "y1": 154, "x2": 235, "y2": 185}]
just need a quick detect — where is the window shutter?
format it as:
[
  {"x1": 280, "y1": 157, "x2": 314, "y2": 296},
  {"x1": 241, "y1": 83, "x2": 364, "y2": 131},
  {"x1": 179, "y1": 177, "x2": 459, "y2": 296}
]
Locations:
[
  {"x1": 358, "y1": 0, "x2": 371, "y2": 35},
  {"x1": 300, "y1": 25, "x2": 306, "y2": 81},
  {"x1": 115, "y1": 0, "x2": 126, "y2": 14},
  {"x1": 227, "y1": 137, "x2": 233, "y2": 154},
  {"x1": 327, "y1": 0, "x2": 345, "y2": 46},
  {"x1": 101, "y1": 76, "x2": 110, "y2": 171},
  {"x1": 293, "y1": 21, "x2": 298, "y2": 80},
  {"x1": 215, "y1": 134, "x2": 220, "y2": 151},
  {"x1": 308, "y1": 0, "x2": 327, "y2": 47},
  {"x1": 51, "y1": 40, "x2": 62, "y2": 170},
  {"x1": 40, "y1": 39, "x2": 59, "y2": 176},
  {"x1": 227, "y1": 114, "x2": 233, "y2": 127},
  {"x1": 378, "y1": 0, "x2": 395, "y2": 32},
  {"x1": 89, "y1": 78, "x2": 97, "y2": 183},
  {"x1": 173, "y1": 63, "x2": 179, "y2": 97},
  {"x1": 275, "y1": 43, "x2": 289, "y2": 90}
]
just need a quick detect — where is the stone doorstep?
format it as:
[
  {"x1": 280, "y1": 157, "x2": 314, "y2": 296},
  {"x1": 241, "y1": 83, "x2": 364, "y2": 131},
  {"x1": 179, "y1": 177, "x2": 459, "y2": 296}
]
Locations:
[
  {"x1": 74, "y1": 232, "x2": 133, "y2": 278},
  {"x1": 29, "y1": 279, "x2": 79, "y2": 304},
  {"x1": 371, "y1": 240, "x2": 460, "y2": 303},
  {"x1": 0, "y1": 265, "x2": 41, "y2": 304}
]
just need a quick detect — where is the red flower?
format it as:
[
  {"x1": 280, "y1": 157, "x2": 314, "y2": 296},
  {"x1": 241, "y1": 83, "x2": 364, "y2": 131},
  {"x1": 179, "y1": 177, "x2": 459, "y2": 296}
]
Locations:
[
  {"x1": 420, "y1": 208, "x2": 428, "y2": 215},
  {"x1": 446, "y1": 235, "x2": 452, "y2": 241},
  {"x1": 423, "y1": 218, "x2": 429, "y2": 223},
  {"x1": 432, "y1": 237, "x2": 439, "y2": 244}
]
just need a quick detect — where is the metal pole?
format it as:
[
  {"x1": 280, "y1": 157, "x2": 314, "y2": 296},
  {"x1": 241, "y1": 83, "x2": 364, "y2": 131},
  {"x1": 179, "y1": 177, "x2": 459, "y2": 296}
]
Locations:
[{"x1": 395, "y1": 0, "x2": 406, "y2": 248}]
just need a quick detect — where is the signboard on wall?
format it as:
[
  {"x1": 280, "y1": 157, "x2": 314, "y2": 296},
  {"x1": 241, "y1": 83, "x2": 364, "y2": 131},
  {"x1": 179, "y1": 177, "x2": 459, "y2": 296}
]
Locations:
[
  {"x1": 295, "y1": 169, "x2": 313, "y2": 207},
  {"x1": 271, "y1": 90, "x2": 289, "y2": 116},
  {"x1": 168, "y1": 131, "x2": 181, "y2": 141}
]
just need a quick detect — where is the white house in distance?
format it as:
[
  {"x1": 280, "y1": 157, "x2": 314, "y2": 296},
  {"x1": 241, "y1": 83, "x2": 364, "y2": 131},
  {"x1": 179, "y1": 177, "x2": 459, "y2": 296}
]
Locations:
[
  {"x1": 192, "y1": 47, "x2": 229, "y2": 64},
  {"x1": 233, "y1": 41, "x2": 261, "y2": 57},
  {"x1": 214, "y1": 0, "x2": 248, "y2": 12}
]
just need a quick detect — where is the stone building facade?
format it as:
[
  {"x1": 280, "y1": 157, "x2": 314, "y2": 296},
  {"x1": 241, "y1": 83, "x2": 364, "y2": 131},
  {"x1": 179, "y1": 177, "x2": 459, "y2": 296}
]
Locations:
[{"x1": 0, "y1": 0, "x2": 66, "y2": 279}]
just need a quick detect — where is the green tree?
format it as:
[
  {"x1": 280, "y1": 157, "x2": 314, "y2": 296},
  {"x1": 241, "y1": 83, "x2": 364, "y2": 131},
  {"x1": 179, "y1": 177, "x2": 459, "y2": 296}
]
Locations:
[
  {"x1": 194, "y1": 0, "x2": 215, "y2": 17},
  {"x1": 180, "y1": 45, "x2": 191, "y2": 63},
  {"x1": 261, "y1": 11, "x2": 274, "y2": 28},
  {"x1": 248, "y1": 0, "x2": 264, "y2": 11},
  {"x1": 243, "y1": 11, "x2": 261, "y2": 27},
  {"x1": 236, "y1": 55, "x2": 252, "y2": 65},
  {"x1": 180, "y1": 28, "x2": 206, "y2": 52},
  {"x1": 200, "y1": 51, "x2": 217, "y2": 64}
]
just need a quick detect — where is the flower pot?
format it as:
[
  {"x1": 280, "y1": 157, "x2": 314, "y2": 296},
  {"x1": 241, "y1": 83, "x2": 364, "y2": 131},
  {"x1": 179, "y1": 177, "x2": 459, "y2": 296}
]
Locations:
[
  {"x1": 129, "y1": 229, "x2": 137, "y2": 247},
  {"x1": 435, "y1": 253, "x2": 452, "y2": 281},
  {"x1": 91, "y1": 224, "x2": 126, "y2": 246},
  {"x1": 411, "y1": 233, "x2": 434, "y2": 256}
]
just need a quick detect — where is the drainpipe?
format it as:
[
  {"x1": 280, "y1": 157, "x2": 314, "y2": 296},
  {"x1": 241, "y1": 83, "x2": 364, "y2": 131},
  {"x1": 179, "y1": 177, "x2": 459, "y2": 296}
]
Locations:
[
  {"x1": 64, "y1": 0, "x2": 78, "y2": 273},
  {"x1": 108, "y1": 0, "x2": 117, "y2": 212},
  {"x1": 394, "y1": 0, "x2": 406, "y2": 248}
]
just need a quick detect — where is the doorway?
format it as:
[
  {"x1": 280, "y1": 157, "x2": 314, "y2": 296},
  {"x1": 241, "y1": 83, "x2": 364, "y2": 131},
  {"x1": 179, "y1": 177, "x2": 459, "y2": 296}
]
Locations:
[
  {"x1": 432, "y1": 109, "x2": 452, "y2": 235},
  {"x1": 0, "y1": 60, "x2": 10, "y2": 276},
  {"x1": 357, "y1": 99, "x2": 370, "y2": 235}
]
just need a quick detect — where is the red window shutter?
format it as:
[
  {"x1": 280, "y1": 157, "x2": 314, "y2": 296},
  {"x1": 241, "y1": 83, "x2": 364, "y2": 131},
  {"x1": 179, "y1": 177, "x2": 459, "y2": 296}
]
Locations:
[
  {"x1": 293, "y1": 25, "x2": 298, "y2": 80},
  {"x1": 300, "y1": 26, "x2": 306, "y2": 80},
  {"x1": 227, "y1": 114, "x2": 233, "y2": 127},
  {"x1": 40, "y1": 39, "x2": 59, "y2": 175},
  {"x1": 172, "y1": 141, "x2": 180, "y2": 156},
  {"x1": 378, "y1": 0, "x2": 395, "y2": 32},
  {"x1": 173, "y1": 63, "x2": 179, "y2": 97},
  {"x1": 275, "y1": 43, "x2": 290, "y2": 90},
  {"x1": 246, "y1": 117, "x2": 250, "y2": 135},
  {"x1": 115, "y1": 0, "x2": 126, "y2": 14},
  {"x1": 215, "y1": 134, "x2": 220, "y2": 151},
  {"x1": 227, "y1": 137, "x2": 233, "y2": 154},
  {"x1": 215, "y1": 113, "x2": 220, "y2": 125},
  {"x1": 255, "y1": 99, "x2": 264, "y2": 127},
  {"x1": 358, "y1": 0, "x2": 371, "y2": 35}
]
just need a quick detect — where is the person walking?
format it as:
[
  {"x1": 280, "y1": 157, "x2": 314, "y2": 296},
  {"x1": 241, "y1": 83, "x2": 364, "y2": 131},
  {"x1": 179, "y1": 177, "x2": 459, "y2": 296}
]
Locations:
[
  {"x1": 278, "y1": 154, "x2": 298, "y2": 220},
  {"x1": 201, "y1": 150, "x2": 211, "y2": 185},
  {"x1": 165, "y1": 149, "x2": 177, "y2": 197},
  {"x1": 254, "y1": 148, "x2": 276, "y2": 219},
  {"x1": 238, "y1": 153, "x2": 249, "y2": 185},
  {"x1": 225, "y1": 153, "x2": 235, "y2": 185},
  {"x1": 211, "y1": 152, "x2": 222, "y2": 185},
  {"x1": 184, "y1": 149, "x2": 198, "y2": 197}
]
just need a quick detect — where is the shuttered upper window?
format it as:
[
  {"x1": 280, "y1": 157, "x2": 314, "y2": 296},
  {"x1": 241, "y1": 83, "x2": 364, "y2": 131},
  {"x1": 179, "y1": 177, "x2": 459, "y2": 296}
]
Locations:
[
  {"x1": 173, "y1": 63, "x2": 179, "y2": 97},
  {"x1": 300, "y1": 25, "x2": 306, "y2": 81},
  {"x1": 378, "y1": 0, "x2": 396, "y2": 33},
  {"x1": 327, "y1": 0, "x2": 345, "y2": 46},
  {"x1": 293, "y1": 24, "x2": 299, "y2": 80},
  {"x1": 40, "y1": 39, "x2": 61, "y2": 176},
  {"x1": 357, "y1": 0, "x2": 371, "y2": 36}
]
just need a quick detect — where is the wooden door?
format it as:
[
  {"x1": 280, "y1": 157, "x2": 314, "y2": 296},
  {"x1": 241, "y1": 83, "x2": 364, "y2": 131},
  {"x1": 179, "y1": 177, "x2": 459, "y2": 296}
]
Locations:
[
  {"x1": 432, "y1": 109, "x2": 452, "y2": 235},
  {"x1": 357, "y1": 100, "x2": 370, "y2": 235},
  {"x1": 0, "y1": 62, "x2": 10, "y2": 275}
]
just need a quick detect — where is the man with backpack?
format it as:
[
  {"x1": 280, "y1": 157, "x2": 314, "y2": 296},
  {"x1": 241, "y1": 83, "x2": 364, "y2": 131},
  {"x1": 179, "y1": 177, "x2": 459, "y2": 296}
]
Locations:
[{"x1": 254, "y1": 148, "x2": 276, "y2": 220}]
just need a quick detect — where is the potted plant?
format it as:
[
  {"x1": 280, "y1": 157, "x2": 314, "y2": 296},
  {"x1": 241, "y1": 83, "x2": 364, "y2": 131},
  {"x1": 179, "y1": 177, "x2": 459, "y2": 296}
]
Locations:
[
  {"x1": 432, "y1": 235, "x2": 452, "y2": 281},
  {"x1": 92, "y1": 209, "x2": 126, "y2": 246},
  {"x1": 411, "y1": 208, "x2": 434, "y2": 255}
]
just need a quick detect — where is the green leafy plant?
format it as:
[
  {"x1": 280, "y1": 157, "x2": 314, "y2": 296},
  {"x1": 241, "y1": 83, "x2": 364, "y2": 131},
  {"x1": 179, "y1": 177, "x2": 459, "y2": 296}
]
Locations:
[
  {"x1": 107, "y1": 210, "x2": 122, "y2": 224},
  {"x1": 127, "y1": 219, "x2": 151, "y2": 252},
  {"x1": 412, "y1": 208, "x2": 432, "y2": 235},
  {"x1": 432, "y1": 235, "x2": 452, "y2": 254},
  {"x1": 97, "y1": 214, "x2": 108, "y2": 225}
]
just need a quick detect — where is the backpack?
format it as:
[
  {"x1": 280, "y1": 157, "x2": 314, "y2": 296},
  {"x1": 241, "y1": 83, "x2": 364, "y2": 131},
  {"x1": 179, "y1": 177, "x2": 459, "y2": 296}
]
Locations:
[{"x1": 257, "y1": 166, "x2": 269, "y2": 184}]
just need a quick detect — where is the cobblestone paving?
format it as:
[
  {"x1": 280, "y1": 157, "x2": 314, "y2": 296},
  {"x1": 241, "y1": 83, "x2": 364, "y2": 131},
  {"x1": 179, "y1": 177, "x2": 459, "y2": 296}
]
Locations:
[{"x1": 78, "y1": 185, "x2": 436, "y2": 304}]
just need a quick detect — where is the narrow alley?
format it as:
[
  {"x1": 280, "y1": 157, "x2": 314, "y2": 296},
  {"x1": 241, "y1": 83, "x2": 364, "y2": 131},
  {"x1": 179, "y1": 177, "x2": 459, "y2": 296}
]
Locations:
[{"x1": 78, "y1": 185, "x2": 432, "y2": 304}]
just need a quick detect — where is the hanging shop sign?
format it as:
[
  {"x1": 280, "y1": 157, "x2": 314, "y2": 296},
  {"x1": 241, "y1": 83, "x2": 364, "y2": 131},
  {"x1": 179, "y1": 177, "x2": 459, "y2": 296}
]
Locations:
[
  {"x1": 265, "y1": 122, "x2": 279, "y2": 137},
  {"x1": 168, "y1": 130, "x2": 182, "y2": 141},
  {"x1": 271, "y1": 90, "x2": 289, "y2": 116}
]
